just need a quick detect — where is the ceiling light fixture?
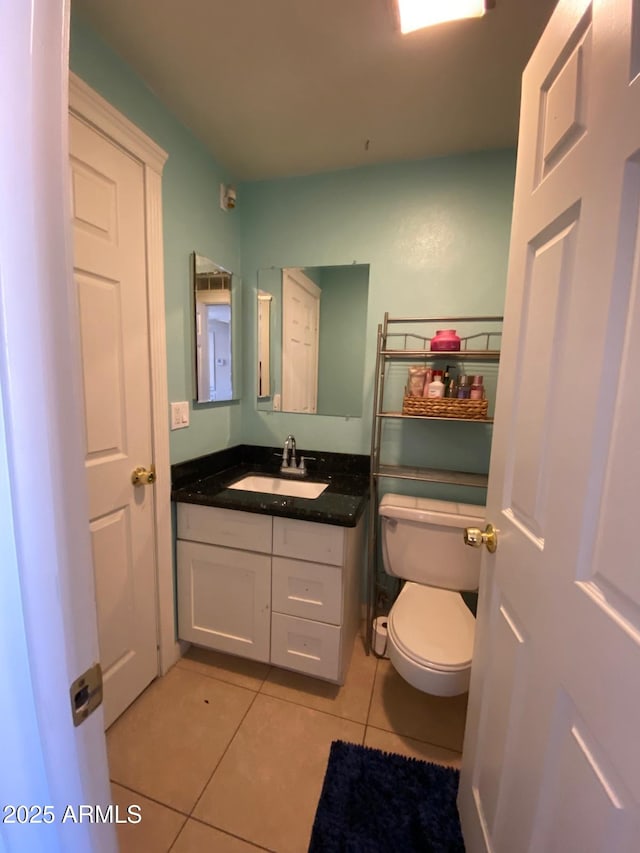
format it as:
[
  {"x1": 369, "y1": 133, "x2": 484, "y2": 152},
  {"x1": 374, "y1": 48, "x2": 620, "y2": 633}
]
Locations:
[{"x1": 396, "y1": 0, "x2": 492, "y2": 34}]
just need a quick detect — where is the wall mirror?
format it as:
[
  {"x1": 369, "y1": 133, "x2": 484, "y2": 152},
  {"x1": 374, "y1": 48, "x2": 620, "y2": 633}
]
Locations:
[
  {"x1": 256, "y1": 264, "x2": 370, "y2": 417},
  {"x1": 192, "y1": 252, "x2": 237, "y2": 403}
]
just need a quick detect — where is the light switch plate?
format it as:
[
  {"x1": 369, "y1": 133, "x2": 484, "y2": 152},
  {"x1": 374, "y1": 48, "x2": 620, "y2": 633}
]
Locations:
[{"x1": 170, "y1": 401, "x2": 190, "y2": 430}]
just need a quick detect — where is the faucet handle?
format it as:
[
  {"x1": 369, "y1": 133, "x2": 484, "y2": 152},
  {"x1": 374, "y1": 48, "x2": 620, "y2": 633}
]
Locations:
[{"x1": 298, "y1": 456, "x2": 316, "y2": 474}]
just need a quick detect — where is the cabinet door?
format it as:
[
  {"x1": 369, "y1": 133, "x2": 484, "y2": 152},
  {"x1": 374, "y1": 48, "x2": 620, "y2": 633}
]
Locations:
[{"x1": 177, "y1": 540, "x2": 271, "y2": 662}]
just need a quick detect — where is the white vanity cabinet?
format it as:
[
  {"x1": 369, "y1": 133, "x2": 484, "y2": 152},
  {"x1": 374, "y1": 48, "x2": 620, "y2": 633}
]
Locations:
[{"x1": 176, "y1": 503, "x2": 364, "y2": 683}]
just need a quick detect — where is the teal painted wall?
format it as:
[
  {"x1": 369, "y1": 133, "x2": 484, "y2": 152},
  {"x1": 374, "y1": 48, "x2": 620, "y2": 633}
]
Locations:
[
  {"x1": 70, "y1": 14, "x2": 516, "y2": 503},
  {"x1": 317, "y1": 265, "x2": 369, "y2": 417},
  {"x1": 239, "y1": 153, "x2": 516, "y2": 502},
  {"x1": 70, "y1": 15, "x2": 242, "y2": 464}
]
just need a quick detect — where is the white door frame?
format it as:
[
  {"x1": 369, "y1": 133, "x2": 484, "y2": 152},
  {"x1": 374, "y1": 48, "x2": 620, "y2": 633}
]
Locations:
[{"x1": 69, "y1": 74, "x2": 179, "y2": 678}]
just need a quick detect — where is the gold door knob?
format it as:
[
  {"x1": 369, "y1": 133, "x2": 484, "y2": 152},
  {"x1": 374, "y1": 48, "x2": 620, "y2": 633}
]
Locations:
[
  {"x1": 131, "y1": 465, "x2": 156, "y2": 487},
  {"x1": 464, "y1": 523, "x2": 498, "y2": 553}
]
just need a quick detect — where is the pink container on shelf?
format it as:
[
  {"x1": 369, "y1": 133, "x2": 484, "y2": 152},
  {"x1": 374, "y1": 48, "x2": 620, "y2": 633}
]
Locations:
[{"x1": 430, "y1": 329, "x2": 461, "y2": 351}]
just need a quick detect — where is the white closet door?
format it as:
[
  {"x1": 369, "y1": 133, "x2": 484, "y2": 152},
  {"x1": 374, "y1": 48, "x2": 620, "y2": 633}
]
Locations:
[{"x1": 70, "y1": 114, "x2": 158, "y2": 728}]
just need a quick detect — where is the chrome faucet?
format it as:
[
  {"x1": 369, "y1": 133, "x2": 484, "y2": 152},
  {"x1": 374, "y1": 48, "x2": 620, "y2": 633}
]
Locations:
[
  {"x1": 281, "y1": 434, "x2": 297, "y2": 470},
  {"x1": 280, "y1": 435, "x2": 315, "y2": 477}
]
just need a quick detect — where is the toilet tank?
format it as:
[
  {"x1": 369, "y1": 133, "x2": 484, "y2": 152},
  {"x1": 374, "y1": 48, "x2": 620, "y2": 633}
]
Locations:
[{"x1": 379, "y1": 494, "x2": 485, "y2": 591}]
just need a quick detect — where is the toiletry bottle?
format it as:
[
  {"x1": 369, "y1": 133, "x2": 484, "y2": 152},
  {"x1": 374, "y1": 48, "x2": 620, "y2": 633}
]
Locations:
[
  {"x1": 408, "y1": 366, "x2": 427, "y2": 396},
  {"x1": 456, "y1": 375, "x2": 470, "y2": 399},
  {"x1": 427, "y1": 370, "x2": 445, "y2": 398},
  {"x1": 446, "y1": 378, "x2": 457, "y2": 398},
  {"x1": 470, "y1": 375, "x2": 484, "y2": 400},
  {"x1": 442, "y1": 364, "x2": 451, "y2": 391},
  {"x1": 422, "y1": 368, "x2": 433, "y2": 397}
]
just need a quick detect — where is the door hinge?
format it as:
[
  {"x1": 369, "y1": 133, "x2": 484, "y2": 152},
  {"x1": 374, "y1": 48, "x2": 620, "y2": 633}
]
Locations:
[{"x1": 70, "y1": 663, "x2": 103, "y2": 727}]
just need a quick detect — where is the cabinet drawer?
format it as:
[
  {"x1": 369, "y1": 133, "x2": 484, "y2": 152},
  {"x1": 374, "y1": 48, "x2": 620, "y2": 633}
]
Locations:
[
  {"x1": 272, "y1": 557, "x2": 342, "y2": 625},
  {"x1": 177, "y1": 502, "x2": 272, "y2": 553},
  {"x1": 271, "y1": 613, "x2": 341, "y2": 681},
  {"x1": 273, "y1": 516, "x2": 344, "y2": 566}
]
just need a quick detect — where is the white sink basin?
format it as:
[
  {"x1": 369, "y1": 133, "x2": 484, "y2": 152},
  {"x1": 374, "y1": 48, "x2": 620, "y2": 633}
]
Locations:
[{"x1": 228, "y1": 475, "x2": 328, "y2": 499}]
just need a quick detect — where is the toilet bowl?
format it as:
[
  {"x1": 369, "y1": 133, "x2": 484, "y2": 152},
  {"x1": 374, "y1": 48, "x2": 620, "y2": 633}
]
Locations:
[
  {"x1": 379, "y1": 495, "x2": 484, "y2": 697},
  {"x1": 387, "y1": 582, "x2": 475, "y2": 696}
]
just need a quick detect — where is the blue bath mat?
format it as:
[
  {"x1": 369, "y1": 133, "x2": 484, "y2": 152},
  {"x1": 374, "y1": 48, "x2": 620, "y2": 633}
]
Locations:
[{"x1": 308, "y1": 740, "x2": 465, "y2": 852}]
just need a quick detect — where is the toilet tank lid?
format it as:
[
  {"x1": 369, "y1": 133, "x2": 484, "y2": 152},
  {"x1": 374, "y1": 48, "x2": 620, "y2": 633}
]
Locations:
[{"x1": 379, "y1": 494, "x2": 485, "y2": 528}]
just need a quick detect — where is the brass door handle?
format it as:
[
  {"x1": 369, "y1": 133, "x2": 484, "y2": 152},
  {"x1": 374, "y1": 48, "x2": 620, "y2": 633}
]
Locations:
[
  {"x1": 131, "y1": 465, "x2": 156, "y2": 487},
  {"x1": 464, "y1": 523, "x2": 498, "y2": 553}
]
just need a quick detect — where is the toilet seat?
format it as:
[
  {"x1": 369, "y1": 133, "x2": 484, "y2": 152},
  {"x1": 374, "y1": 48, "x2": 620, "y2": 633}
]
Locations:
[{"x1": 387, "y1": 582, "x2": 475, "y2": 696}]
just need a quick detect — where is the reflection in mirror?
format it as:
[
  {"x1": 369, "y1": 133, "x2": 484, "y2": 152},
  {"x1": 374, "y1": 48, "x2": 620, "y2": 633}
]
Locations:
[
  {"x1": 257, "y1": 264, "x2": 369, "y2": 417},
  {"x1": 193, "y1": 252, "x2": 234, "y2": 403},
  {"x1": 257, "y1": 290, "x2": 272, "y2": 398}
]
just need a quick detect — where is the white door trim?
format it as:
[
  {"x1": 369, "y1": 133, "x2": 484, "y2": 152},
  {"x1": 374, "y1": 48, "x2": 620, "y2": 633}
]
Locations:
[
  {"x1": 69, "y1": 74, "x2": 167, "y2": 173},
  {"x1": 69, "y1": 73, "x2": 179, "y2": 675}
]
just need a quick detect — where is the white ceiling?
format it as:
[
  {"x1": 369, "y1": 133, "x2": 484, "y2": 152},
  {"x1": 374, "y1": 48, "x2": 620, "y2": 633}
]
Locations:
[{"x1": 73, "y1": 0, "x2": 558, "y2": 181}]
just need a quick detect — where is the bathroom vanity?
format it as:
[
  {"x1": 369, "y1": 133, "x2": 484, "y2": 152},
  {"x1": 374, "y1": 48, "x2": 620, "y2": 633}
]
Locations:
[{"x1": 172, "y1": 445, "x2": 368, "y2": 684}]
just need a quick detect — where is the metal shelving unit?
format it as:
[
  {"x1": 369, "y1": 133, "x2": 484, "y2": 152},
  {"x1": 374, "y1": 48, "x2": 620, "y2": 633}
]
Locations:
[
  {"x1": 378, "y1": 412, "x2": 494, "y2": 423},
  {"x1": 376, "y1": 464, "x2": 490, "y2": 488},
  {"x1": 365, "y1": 313, "x2": 503, "y2": 655}
]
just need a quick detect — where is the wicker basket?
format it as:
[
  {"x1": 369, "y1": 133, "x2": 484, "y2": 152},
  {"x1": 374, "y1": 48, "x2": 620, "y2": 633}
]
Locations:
[{"x1": 402, "y1": 395, "x2": 489, "y2": 420}]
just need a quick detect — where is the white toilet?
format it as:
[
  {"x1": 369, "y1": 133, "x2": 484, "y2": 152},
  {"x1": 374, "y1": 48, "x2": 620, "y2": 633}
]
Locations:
[{"x1": 379, "y1": 494, "x2": 484, "y2": 697}]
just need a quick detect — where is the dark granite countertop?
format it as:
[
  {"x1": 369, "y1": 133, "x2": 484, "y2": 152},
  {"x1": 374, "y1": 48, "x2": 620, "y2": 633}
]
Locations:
[{"x1": 171, "y1": 444, "x2": 370, "y2": 528}]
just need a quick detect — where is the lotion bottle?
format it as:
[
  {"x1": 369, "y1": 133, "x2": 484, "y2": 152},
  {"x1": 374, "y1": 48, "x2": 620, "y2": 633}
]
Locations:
[
  {"x1": 422, "y1": 368, "x2": 434, "y2": 397},
  {"x1": 427, "y1": 371, "x2": 445, "y2": 398}
]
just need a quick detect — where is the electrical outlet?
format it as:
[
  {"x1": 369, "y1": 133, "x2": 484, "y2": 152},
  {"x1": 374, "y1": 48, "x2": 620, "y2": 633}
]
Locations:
[{"x1": 170, "y1": 401, "x2": 190, "y2": 430}]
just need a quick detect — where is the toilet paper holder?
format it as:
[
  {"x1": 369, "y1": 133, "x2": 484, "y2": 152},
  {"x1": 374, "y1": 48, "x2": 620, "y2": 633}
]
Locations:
[{"x1": 372, "y1": 616, "x2": 390, "y2": 658}]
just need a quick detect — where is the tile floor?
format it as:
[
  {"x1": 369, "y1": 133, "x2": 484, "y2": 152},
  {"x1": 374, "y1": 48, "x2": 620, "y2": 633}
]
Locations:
[{"x1": 107, "y1": 636, "x2": 468, "y2": 853}]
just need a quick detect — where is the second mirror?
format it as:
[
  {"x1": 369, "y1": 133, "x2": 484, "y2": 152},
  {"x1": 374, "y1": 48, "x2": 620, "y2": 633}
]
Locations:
[{"x1": 257, "y1": 264, "x2": 369, "y2": 417}]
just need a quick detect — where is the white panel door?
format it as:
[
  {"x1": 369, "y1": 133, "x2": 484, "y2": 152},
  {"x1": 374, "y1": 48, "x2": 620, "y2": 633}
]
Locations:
[
  {"x1": 70, "y1": 115, "x2": 158, "y2": 729},
  {"x1": 282, "y1": 268, "x2": 320, "y2": 412},
  {"x1": 459, "y1": 2, "x2": 640, "y2": 850}
]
